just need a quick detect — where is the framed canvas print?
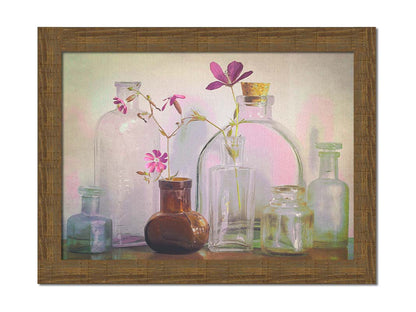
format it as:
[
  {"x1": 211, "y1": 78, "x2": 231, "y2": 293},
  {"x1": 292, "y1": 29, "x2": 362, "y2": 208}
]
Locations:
[{"x1": 38, "y1": 27, "x2": 376, "y2": 284}]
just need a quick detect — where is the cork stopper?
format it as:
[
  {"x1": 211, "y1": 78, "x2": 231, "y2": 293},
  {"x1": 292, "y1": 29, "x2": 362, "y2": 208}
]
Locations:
[{"x1": 241, "y1": 82, "x2": 270, "y2": 96}]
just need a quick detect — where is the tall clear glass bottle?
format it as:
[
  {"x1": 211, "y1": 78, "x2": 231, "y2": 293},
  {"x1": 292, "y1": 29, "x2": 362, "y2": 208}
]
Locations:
[
  {"x1": 261, "y1": 185, "x2": 313, "y2": 255},
  {"x1": 307, "y1": 143, "x2": 349, "y2": 248},
  {"x1": 94, "y1": 82, "x2": 159, "y2": 247},
  {"x1": 67, "y1": 186, "x2": 112, "y2": 253},
  {"x1": 197, "y1": 82, "x2": 304, "y2": 248},
  {"x1": 208, "y1": 136, "x2": 255, "y2": 252}
]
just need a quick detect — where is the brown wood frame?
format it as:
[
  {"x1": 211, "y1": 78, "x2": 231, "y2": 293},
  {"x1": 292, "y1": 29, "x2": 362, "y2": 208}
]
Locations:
[{"x1": 38, "y1": 27, "x2": 376, "y2": 284}]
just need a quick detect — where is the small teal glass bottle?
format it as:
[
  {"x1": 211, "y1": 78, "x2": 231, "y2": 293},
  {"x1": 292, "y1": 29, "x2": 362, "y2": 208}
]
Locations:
[
  {"x1": 67, "y1": 186, "x2": 112, "y2": 253},
  {"x1": 307, "y1": 143, "x2": 349, "y2": 248}
]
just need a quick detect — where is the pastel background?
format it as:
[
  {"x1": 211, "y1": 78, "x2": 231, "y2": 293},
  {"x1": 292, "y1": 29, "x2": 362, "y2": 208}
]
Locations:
[{"x1": 63, "y1": 52, "x2": 354, "y2": 238}]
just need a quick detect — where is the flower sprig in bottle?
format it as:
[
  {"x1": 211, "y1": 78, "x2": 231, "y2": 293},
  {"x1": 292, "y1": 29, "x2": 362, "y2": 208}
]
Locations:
[{"x1": 114, "y1": 84, "x2": 190, "y2": 182}]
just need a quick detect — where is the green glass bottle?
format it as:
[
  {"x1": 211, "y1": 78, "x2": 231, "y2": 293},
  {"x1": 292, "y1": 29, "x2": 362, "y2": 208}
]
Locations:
[{"x1": 307, "y1": 143, "x2": 349, "y2": 248}]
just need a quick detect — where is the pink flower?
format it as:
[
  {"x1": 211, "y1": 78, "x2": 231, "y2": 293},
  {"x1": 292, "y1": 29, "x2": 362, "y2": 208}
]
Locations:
[
  {"x1": 144, "y1": 150, "x2": 168, "y2": 173},
  {"x1": 113, "y1": 97, "x2": 127, "y2": 114},
  {"x1": 162, "y1": 94, "x2": 186, "y2": 112},
  {"x1": 206, "y1": 61, "x2": 253, "y2": 90}
]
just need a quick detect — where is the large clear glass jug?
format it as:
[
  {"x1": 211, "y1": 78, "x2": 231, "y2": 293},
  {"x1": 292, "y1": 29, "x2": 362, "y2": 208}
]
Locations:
[
  {"x1": 94, "y1": 82, "x2": 159, "y2": 247},
  {"x1": 197, "y1": 83, "x2": 304, "y2": 248}
]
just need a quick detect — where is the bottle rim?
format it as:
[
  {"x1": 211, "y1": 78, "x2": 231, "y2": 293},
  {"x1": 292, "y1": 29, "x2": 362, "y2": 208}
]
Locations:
[
  {"x1": 159, "y1": 178, "x2": 192, "y2": 190},
  {"x1": 236, "y1": 95, "x2": 274, "y2": 107},
  {"x1": 78, "y1": 186, "x2": 104, "y2": 197},
  {"x1": 114, "y1": 81, "x2": 141, "y2": 88}
]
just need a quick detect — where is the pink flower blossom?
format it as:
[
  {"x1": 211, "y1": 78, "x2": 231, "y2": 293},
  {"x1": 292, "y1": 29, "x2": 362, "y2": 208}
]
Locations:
[
  {"x1": 162, "y1": 94, "x2": 186, "y2": 112},
  {"x1": 113, "y1": 97, "x2": 127, "y2": 114},
  {"x1": 206, "y1": 61, "x2": 253, "y2": 90},
  {"x1": 144, "y1": 150, "x2": 168, "y2": 173}
]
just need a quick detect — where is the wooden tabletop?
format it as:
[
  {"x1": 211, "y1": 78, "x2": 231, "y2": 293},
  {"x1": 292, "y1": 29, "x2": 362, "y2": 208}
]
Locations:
[{"x1": 62, "y1": 239, "x2": 354, "y2": 261}]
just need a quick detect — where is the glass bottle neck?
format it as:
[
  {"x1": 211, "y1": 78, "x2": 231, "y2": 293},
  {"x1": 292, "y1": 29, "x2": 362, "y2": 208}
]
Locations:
[
  {"x1": 159, "y1": 179, "x2": 192, "y2": 213},
  {"x1": 81, "y1": 197, "x2": 100, "y2": 216},
  {"x1": 116, "y1": 86, "x2": 140, "y2": 112},
  {"x1": 319, "y1": 152, "x2": 339, "y2": 179},
  {"x1": 221, "y1": 137, "x2": 245, "y2": 166},
  {"x1": 236, "y1": 95, "x2": 274, "y2": 121},
  {"x1": 270, "y1": 186, "x2": 305, "y2": 207}
]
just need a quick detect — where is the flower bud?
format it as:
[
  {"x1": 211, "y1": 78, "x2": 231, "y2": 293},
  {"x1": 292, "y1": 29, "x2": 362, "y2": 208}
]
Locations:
[
  {"x1": 173, "y1": 100, "x2": 182, "y2": 115},
  {"x1": 126, "y1": 94, "x2": 137, "y2": 102}
]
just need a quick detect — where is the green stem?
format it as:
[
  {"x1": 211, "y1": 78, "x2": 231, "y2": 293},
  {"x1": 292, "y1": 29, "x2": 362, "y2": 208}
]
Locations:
[
  {"x1": 234, "y1": 165, "x2": 242, "y2": 211},
  {"x1": 205, "y1": 118, "x2": 227, "y2": 140},
  {"x1": 167, "y1": 137, "x2": 170, "y2": 179},
  {"x1": 230, "y1": 86, "x2": 240, "y2": 137}
]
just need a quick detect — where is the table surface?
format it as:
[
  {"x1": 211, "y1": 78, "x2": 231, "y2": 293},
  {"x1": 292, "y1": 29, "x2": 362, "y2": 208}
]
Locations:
[{"x1": 62, "y1": 238, "x2": 354, "y2": 261}]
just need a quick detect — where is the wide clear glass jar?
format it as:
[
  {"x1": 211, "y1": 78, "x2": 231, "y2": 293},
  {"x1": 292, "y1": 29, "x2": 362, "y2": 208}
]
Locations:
[
  {"x1": 208, "y1": 136, "x2": 255, "y2": 252},
  {"x1": 67, "y1": 186, "x2": 112, "y2": 253},
  {"x1": 94, "y1": 81, "x2": 159, "y2": 247},
  {"x1": 197, "y1": 83, "x2": 304, "y2": 248},
  {"x1": 307, "y1": 143, "x2": 349, "y2": 248},
  {"x1": 261, "y1": 185, "x2": 313, "y2": 255}
]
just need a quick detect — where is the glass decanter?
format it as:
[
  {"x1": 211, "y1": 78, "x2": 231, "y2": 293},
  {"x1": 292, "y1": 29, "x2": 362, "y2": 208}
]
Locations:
[
  {"x1": 197, "y1": 82, "x2": 304, "y2": 248},
  {"x1": 261, "y1": 185, "x2": 313, "y2": 255},
  {"x1": 208, "y1": 136, "x2": 255, "y2": 252},
  {"x1": 67, "y1": 186, "x2": 112, "y2": 253},
  {"x1": 307, "y1": 142, "x2": 349, "y2": 248},
  {"x1": 94, "y1": 81, "x2": 159, "y2": 247}
]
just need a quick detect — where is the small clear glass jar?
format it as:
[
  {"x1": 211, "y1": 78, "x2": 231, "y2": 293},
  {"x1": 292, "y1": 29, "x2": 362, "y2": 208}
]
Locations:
[
  {"x1": 67, "y1": 186, "x2": 112, "y2": 253},
  {"x1": 261, "y1": 185, "x2": 313, "y2": 255}
]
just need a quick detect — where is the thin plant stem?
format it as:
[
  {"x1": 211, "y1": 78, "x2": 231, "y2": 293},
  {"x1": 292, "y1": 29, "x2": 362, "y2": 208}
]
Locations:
[
  {"x1": 135, "y1": 90, "x2": 187, "y2": 180},
  {"x1": 167, "y1": 137, "x2": 170, "y2": 179},
  {"x1": 230, "y1": 86, "x2": 240, "y2": 137},
  {"x1": 205, "y1": 118, "x2": 227, "y2": 140},
  {"x1": 201, "y1": 109, "x2": 243, "y2": 212},
  {"x1": 230, "y1": 86, "x2": 242, "y2": 211}
]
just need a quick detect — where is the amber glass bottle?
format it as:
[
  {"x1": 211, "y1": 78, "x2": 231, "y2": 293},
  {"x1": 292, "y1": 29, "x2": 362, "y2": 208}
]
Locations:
[{"x1": 144, "y1": 178, "x2": 209, "y2": 254}]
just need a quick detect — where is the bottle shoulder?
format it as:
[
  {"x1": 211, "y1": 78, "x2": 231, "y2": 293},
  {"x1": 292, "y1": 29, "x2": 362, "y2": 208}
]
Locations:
[
  {"x1": 307, "y1": 179, "x2": 349, "y2": 198},
  {"x1": 309, "y1": 178, "x2": 348, "y2": 188},
  {"x1": 67, "y1": 213, "x2": 110, "y2": 223},
  {"x1": 263, "y1": 203, "x2": 312, "y2": 215},
  {"x1": 95, "y1": 109, "x2": 158, "y2": 136},
  {"x1": 209, "y1": 164, "x2": 253, "y2": 172}
]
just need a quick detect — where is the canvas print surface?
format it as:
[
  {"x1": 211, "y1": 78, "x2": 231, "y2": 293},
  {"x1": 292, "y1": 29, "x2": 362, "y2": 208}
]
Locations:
[{"x1": 63, "y1": 53, "x2": 353, "y2": 260}]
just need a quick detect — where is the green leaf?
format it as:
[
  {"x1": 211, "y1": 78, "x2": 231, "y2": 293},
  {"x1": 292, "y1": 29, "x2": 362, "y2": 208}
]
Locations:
[{"x1": 225, "y1": 144, "x2": 238, "y2": 161}]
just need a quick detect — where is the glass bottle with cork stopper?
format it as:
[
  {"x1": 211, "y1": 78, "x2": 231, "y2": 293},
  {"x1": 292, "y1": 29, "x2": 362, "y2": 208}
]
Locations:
[{"x1": 197, "y1": 82, "x2": 305, "y2": 248}]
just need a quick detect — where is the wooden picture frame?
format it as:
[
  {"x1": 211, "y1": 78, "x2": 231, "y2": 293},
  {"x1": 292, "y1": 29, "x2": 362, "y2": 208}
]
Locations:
[{"x1": 38, "y1": 27, "x2": 376, "y2": 284}]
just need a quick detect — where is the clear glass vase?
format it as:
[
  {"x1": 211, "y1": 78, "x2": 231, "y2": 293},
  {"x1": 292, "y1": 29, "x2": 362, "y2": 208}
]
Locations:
[
  {"x1": 307, "y1": 143, "x2": 349, "y2": 248},
  {"x1": 67, "y1": 186, "x2": 112, "y2": 253},
  {"x1": 208, "y1": 136, "x2": 256, "y2": 252},
  {"x1": 261, "y1": 185, "x2": 313, "y2": 255},
  {"x1": 197, "y1": 82, "x2": 304, "y2": 248},
  {"x1": 94, "y1": 81, "x2": 159, "y2": 247}
]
